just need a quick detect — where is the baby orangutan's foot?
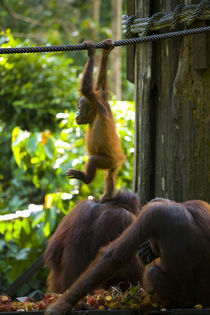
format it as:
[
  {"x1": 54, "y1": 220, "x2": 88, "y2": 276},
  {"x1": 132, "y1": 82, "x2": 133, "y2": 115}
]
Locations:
[
  {"x1": 99, "y1": 193, "x2": 113, "y2": 203},
  {"x1": 66, "y1": 168, "x2": 77, "y2": 179}
]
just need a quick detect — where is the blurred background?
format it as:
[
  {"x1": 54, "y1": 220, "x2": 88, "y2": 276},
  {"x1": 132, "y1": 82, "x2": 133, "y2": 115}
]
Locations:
[{"x1": 0, "y1": 0, "x2": 135, "y2": 296}]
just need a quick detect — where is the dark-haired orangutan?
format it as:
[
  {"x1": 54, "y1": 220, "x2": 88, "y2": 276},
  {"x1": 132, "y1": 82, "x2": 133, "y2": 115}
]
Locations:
[
  {"x1": 46, "y1": 198, "x2": 210, "y2": 314},
  {"x1": 66, "y1": 40, "x2": 125, "y2": 201},
  {"x1": 44, "y1": 191, "x2": 143, "y2": 294}
]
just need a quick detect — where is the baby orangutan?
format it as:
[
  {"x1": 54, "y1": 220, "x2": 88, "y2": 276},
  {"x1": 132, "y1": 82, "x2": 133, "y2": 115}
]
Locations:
[{"x1": 66, "y1": 40, "x2": 125, "y2": 201}]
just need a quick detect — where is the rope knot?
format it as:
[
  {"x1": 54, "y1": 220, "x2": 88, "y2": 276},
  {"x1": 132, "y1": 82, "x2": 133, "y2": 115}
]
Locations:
[
  {"x1": 171, "y1": 4, "x2": 185, "y2": 29},
  {"x1": 122, "y1": 0, "x2": 210, "y2": 36},
  {"x1": 187, "y1": 0, "x2": 210, "y2": 25},
  {"x1": 126, "y1": 15, "x2": 137, "y2": 37},
  {"x1": 143, "y1": 12, "x2": 165, "y2": 36}
]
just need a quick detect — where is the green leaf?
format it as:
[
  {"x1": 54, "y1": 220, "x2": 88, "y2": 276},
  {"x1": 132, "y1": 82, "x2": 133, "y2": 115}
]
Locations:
[
  {"x1": 44, "y1": 138, "x2": 55, "y2": 159},
  {"x1": 22, "y1": 219, "x2": 31, "y2": 235},
  {"x1": 13, "y1": 220, "x2": 23, "y2": 239},
  {"x1": 0, "y1": 239, "x2": 6, "y2": 251},
  {"x1": 16, "y1": 248, "x2": 30, "y2": 260},
  {"x1": 31, "y1": 211, "x2": 46, "y2": 228},
  {"x1": 12, "y1": 130, "x2": 30, "y2": 146},
  {"x1": 47, "y1": 207, "x2": 57, "y2": 234},
  {"x1": 31, "y1": 157, "x2": 40, "y2": 164},
  {"x1": 12, "y1": 146, "x2": 21, "y2": 167},
  {"x1": 26, "y1": 135, "x2": 39, "y2": 155},
  {"x1": 40, "y1": 177, "x2": 49, "y2": 190},
  {"x1": 43, "y1": 221, "x2": 50, "y2": 237}
]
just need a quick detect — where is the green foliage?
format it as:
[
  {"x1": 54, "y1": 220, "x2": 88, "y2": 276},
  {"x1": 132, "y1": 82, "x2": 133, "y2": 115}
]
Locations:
[
  {"x1": 0, "y1": 222, "x2": 47, "y2": 295},
  {"x1": 0, "y1": 32, "x2": 135, "y2": 296},
  {"x1": 0, "y1": 1, "x2": 113, "y2": 46},
  {"x1": 0, "y1": 30, "x2": 80, "y2": 212},
  {"x1": 0, "y1": 30, "x2": 79, "y2": 130}
]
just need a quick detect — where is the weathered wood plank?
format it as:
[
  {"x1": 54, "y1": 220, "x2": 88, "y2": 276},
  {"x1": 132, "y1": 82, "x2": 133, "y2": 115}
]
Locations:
[
  {"x1": 134, "y1": 0, "x2": 209, "y2": 203},
  {"x1": 133, "y1": 0, "x2": 153, "y2": 205},
  {"x1": 152, "y1": 0, "x2": 209, "y2": 201},
  {"x1": 191, "y1": 0, "x2": 208, "y2": 69},
  {"x1": 192, "y1": 20, "x2": 208, "y2": 70},
  {"x1": 126, "y1": 0, "x2": 135, "y2": 83},
  {"x1": 152, "y1": 0, "x2": 183, "y2": 201}
]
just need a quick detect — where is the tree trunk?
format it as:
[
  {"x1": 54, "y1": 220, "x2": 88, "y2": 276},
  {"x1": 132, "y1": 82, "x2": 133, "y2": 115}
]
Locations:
[
  {"x1": 111, "y1": 0, "x2": 122, "y2": 100},
  {"x1": 92, "y1": 0, "x2": 100, "y2": 40},
  {"x1": 133, "y1": 0, "x2": 210, "y2": 204}
]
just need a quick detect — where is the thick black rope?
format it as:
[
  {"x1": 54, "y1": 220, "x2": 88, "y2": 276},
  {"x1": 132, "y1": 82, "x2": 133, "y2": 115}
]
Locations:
[
  {"x1": 122, "y1": 0, "x2": 210, "y2": 35},
  {"x1": 0, "y1": 26, "x2": 209, "y2": 55}
]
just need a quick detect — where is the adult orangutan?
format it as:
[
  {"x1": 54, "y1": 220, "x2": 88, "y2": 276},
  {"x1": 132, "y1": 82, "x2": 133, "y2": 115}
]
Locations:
[
  {"x1": 44, "y1": 191, "x2": 143, "y2": 293},
  {"x1": 46, "y1": 198, "x2": 210, "y2": 314}
]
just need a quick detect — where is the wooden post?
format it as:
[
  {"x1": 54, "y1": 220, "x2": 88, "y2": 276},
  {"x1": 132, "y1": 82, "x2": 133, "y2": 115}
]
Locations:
[
  {"x1": 112, "y1": 0, "x2": 122, "y2": 99},
  {"x1": 153, "y1": 0, "x2": 209, "y2": 201},
  {"x1": 126, "y1": 0, "x2": 135, "y2": 83},
  {"x1": 133, "y1": 0, "x2": 153, "y2": 205},
  {"x1": 134, "y1": 0, "x2": 210, "y2": 203},
  {"x1": 191, "y1": 0, "x2": 208, "y2": 70}
]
